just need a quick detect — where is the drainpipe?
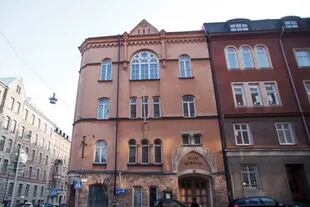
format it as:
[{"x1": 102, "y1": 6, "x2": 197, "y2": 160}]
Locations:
[
  {"x1": 205, "y1": 31, "x2": 233, "y2": 201},
  {"x1": 113, "y1": 35, "x2": 121, "y2": 206},
  {"x1": 278, "y1": 28, "x2": 310, "y2": 144}
]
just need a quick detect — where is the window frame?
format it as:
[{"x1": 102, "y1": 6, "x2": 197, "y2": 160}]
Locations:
[
  {"x1": 233, "y1": 123, "x2": 253, "y2": 146},
  {"x1": 249, "y1": 83, "x2": 263, "y2": 106},
  {"x1": 225, "y1": 46, "x2": 240, "y2": 70},
  {"x1": 264, "y1": 82, "x2": 280, "y2": 106},
  {"x1": 141, "y1": 96, "x2": 148, "y2": 119},
  {"x1": 181, "y1": 133, "x2": 202, "y2": 146},
  {"x1": 4, "y1": 116, "x2": 10, "y2": 129},
  {"x1": 275, "y1": 122, "x2": 296, "y2": 145},
  {"x1": 294, "y1": 48, "x2": 310, "y2": 68},
  {"x1": 254, "y1": 45, "x2": 272, "y2": 69},
  {"x1": 303, "y1": 80, "x2": 310, "y2": 102},
  {"x1": 141, "y1": 139, "x2": 149, "y2": 164},
  {"x1": 133, "y1": 186, "x2": 143, "y2": 207},
  {"x1": 232, "y1": 84, "x2": 246, "y2": 107},
  {"x1": 153, "y1": 96, "x2": 161, "y2": 118},
  {"x1": 130, "y1": 51, "x2": 160, "y2": 80},
  {"x1": 94, "y1": 140, "x2": 107, "y2": 164},
  {"x1": 182, "y1": 95, "x2": 196, "y2": 118},
  {"x1": 179, "y1": 55, "x2": 192, "y2": 78},
  {"x1": 97, "y1": 98, "x2": 110, "y2": 119},
  {"x1": 100, "y1": 59, "x2": 112, "y2": 81},
  {"x1": 284, "y1": 20, "x2": 299, "y2": 28},
  {"x1": 229, "y1": 23, "x2": 249, "y2": 32},
  {"x1": 240, "y1": 46, "x2": 254, "y2": 69},
  {"x1": 154, "y1": 139, "x2": 162, "y2": 164},
  {"x1": 241, "y1": 164, "x2": 260, "y2": 189},
  {"x1": 129, "y1": 97, "x2": 137, "y2": 119},
  {"x1": 128, "y1": 139, "x2": 137, "y2": 164}
]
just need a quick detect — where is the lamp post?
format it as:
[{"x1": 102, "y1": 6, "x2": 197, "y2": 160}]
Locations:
[{"x1": 9, "y1": 149, "x2": 27, "y2": 207}]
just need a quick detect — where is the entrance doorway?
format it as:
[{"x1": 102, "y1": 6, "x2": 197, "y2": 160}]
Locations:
[
  {"x1": 179, "y1": 176, "x2": 209, "y2": 207},
  {"x1": 88, "y1": 184, "x2": 108, "y2": 207},
  {"x1": 286, "y1": 164, "x2": 308, "y2": 203}
]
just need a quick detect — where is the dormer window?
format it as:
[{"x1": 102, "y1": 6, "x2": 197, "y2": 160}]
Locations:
[
  {"x1": 230, "y1": 23, "x2": 249, "y2": 32},
  {"x1": 284, "y1": 20, "x2": 298, "y2": 28}
]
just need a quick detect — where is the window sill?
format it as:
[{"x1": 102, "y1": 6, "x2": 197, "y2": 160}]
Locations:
[
  {"x1": 178, "y1": 76, "x2": 194, "y2": 79},
  {"x1": 93, "y1": 162, "x2": 107, "y2": 165},
  {"x1": 182, "y1": 116, "x2": 197, "y2": 118},
  {"x1": 129, "y1": 79, "x2": 160, "y2": 82},
  {"x1": 98, "y1": 80, "x2": 112, "y2": 83},
  {"x1": 279, "y1": 143, "x2": 297, "y2": 146},
  {"x1": 127, "y1": 163, "x2": 163, "y2": 166},
  {"x1": 182, "y1": 144, "x2": 202, "y2": 147}
]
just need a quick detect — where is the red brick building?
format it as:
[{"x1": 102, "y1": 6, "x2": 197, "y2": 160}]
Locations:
[
  {"x1": 69, "y1": 20, "x2": 227, "y2": 207},
  {"x1": 204, "y1": 16, "x2": 310, "y2": 205}
]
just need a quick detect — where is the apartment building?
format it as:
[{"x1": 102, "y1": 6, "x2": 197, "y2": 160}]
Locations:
[
  {"x1": 204, "y1": 16, "x2": 310, "y2": 204},
  {"x1": 0, "y1": 77, "x2": 71, "y2": 207}
]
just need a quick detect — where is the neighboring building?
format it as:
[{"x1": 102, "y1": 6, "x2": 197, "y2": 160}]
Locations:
[
  {"x1": 69, "y1": 20, "x2": 227, "y2": 207},
  {"x1": 204, "y1": 16, "x2": 310, "y2": 204},
  {"x1": 0, "y1": 77, "x2": 71, "y2": 207}
]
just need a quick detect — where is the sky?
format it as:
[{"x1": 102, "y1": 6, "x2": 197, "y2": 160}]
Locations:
[{"x1": 0, "y1": 0, "x2": 309, "y2": 135}]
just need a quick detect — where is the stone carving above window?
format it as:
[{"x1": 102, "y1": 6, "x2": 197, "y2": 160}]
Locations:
[{"x1": 129, "y1": 19, "x2": 159, "y2": 35}]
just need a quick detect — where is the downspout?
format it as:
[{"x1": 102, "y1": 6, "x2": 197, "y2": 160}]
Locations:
[
  {"x1": 113, "y1": 35, "x2": 121, "y2": 206},
  {"x1": 205, "y1": 31, "x2": 233, "y2": 201},
  {"x1": 278, "y1": 28, "x2": 310, "y2": 143}
]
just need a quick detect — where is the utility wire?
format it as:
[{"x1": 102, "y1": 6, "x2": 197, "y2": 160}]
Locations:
[{"x1": 0, "y1": 31, "x2": 73, "y2": 111}]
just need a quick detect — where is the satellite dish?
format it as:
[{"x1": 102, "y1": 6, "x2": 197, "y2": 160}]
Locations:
[{"x1": 49, "y1": 93, "x2": 58, "y2": 104}]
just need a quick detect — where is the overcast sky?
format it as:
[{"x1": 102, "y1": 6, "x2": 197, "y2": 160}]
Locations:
[{"x1": 0, "y1": 0, "x2": 309, "y2": 135}]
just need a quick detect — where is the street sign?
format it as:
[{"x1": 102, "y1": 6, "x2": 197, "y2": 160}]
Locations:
[
  {"x1": 50, "y1": 188, "x2": 59, "y2": 198},
  {"x1": 74, "y1": 179, "x2": 83, "y2": 190},
  {"x1": 116, "y1": 188, "x2": 128, "y2": 195}
]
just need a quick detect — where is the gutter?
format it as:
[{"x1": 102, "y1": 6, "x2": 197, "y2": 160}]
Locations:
[
  {"x1": 278, "y1": 28, "x2": 310, "y2": 144},
  {"x1": 205, "y1": 31, "x2": 233, "y2": 201},
  {"x1": 113, "y1": 34, "x2": 121, "y2": 206}
]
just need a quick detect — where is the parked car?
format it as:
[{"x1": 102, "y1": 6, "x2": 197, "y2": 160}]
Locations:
[
  {"x1": 227, "y1": 196, "x2": 285, "y2": 207},
  {"x1": 22, "y1": 202, "x2": 33, "y2": 207},
  {"x1": 154, "y1": 198, "x2": 186, "y2": 207},
  {"x1": 39, "y1": 204, "x2": 58, "y2": 207}
]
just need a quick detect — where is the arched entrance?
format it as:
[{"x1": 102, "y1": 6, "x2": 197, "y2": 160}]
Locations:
[
  {"x1": 88, "y1": 184, "x2": 108, "y2": 207},
  {"x1": 177, "y1": 151, "x2": 214, "y2": 207}
]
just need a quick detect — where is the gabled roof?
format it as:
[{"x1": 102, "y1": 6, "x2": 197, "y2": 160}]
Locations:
[
  {"x1": 129, "y1": 19, "x2": 159, "y2": 35},
  {"x1": 0, "y1": 77, "x2": 19, "y2": 86}
]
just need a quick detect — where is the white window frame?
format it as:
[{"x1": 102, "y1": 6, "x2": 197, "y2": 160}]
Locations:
[
  {"x1": 97, "y1": 98, "x2": 110, "y2": 119},
  {"x1": 241, "y1": 164, "x2": 260, "y2": 189},
  {"x1": 94, "y1": 140, "x2": 107, "y2": 164},
  {"x1": 255, "y1": 46, "x2": 271, "y2": 68},
  {"x1": 181, "y1": 133, "x2": 202, "y2": 146},
  {"x1": 3, "y1": 116, "x2": 10, "y2": 129},
  {"x1": 141, "y1": 96, "x2": 148, "y2": 119},
  {"x1": 225, "y1": 47, "x2": 240, "y2": 69},
  {"x1": 240, "y1": 46, "x2": 254, "y2": 68},
  {"x1": 100, "y1": 59, "x2": 112, "y2": 80},
  {"x1": 275, "y1": 122, "x2": 296, "y2": 145},
  {"x1": 264, "y1": 82, "x2": 280, "y2": 105},
  {"x1": 153, "y1": 96, "x2": 161, "y2": 118},
  {"x1": 130, "y1": 51, "x2": 159, "y2": 80},
  {"x1": 179, "y1": 55, "x2": 192, "y2": 78},
  {"x1": 133, "y1": 186, "x2": 143, "y2": 207},
  {"x1": 294, "y1": 49, "x2": 310, "y2": 68},
  {"x1": 154, "y1": 139, "x2": 162, "y2": 164},
  {"x1": 128, "y1": 139, "x2": 137, "y2": 164},
  {"x1": 182, "y1": 95, "x2": 196, "y2": 117},
  {"x1": 284, "y1": 20, "x2": 298, "y2": 28},
  {"x1": 233, "y1": 123, "x2": 252, "y2": 145},
  {"x1": 141, "y1": 139, "x2": 149, "y2": 164},
  {"x1": 230, "y1": 23, "x2": 249, "y2": 31},
  {"x1": 129, "y1": 97, "x2": 137, "y2": 119},
  {"x1": 249, "y1": 84, "x2": 262, "y2": 106},
  {"x1": 232, "y1": 84, "x2": 246, "y2": 107}
]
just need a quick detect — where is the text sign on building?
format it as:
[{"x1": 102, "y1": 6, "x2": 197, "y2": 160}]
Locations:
[{"x1": 178, "y1": 151, "x2": 211, "y2": 172}]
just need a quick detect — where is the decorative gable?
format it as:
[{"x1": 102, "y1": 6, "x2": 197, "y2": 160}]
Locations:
[{"x1": 129, "y1": 19, "x2": 159, "y2": 35}]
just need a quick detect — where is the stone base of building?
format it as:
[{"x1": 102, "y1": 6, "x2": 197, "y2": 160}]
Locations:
[{"x1": 68, "y1": 172, "x2": 228, "y2": 207}]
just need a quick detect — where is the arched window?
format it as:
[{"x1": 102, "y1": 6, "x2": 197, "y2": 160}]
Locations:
[
  {"x1": 225, "y1": 47, "x2": 239, "y2": 69},
  {"x1": 179, "y1": 55, "x2": 192, "y2": 78},
  {"x1": 128, "y1": 139, "x2": 136, "y2": 163},
  {"x1": 130, "y1": 51, "x2": 159, "y2": 80},
  {"x1": 94, "y1": 140, "x2": 107, "y2": 163},
  {"x1": 141, "y1": 139, "x2": 149, "y2": 164},
  {"x1": 100, "y1": 59, "x2": 112, "y2": 80},
  {"x1": 255, "y1": 46, "x2": 271, "y2": 68},
  {"x1": 182, "y1": 95, "x2": 195, "y2": 117},
  {"x1": 97, "y1": 98, "x2": 110, "y2": 119},
  {"x1": 154, "y1": 139, "x2": 162, "y2": 164},
  {"x1": 240, "y1": 47, "x2": 254, "y2": 68}
]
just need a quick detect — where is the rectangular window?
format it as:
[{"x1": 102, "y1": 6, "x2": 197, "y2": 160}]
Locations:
[
  {"x1": 2, "y1": 159, "x2": 8, "y2": 173},
  {"x1": 233, "y1": 124, "x2": 252, "y2": 145},
  {"x1": 8, "y1": 183, "x2": 14, "y2": 196},
  {"x1": 133, "y1": 186, "x2": 143, "y2": 207},
  {"x1": 264, "y1": 83, "x2": 279, "y2": 105},
  {"x1": 40, "y1": 186, "x2": 44, "y2": 197},
  {"x1": 153, "y1": 97, "x2": 160, "y2": 118},
  {"x1": 241, "y1": 164, "x2": 259, "y2": 188},
  {"x1": 275, "y1": 122, "x2": 295, "y2": 145},
  {"x1": 32, "y1": 150, "x2": 36, "y2": 161},
  {"x1": 29, "y1": 166, "x2": 33, "y2": 178},
  {"x1": 295, "y1": 49, "x2": 310, "y2": 67},
  {"x1": 33, "y1": 185, "x2": 37, "y2": 197},
  {"x1": 43, "y1": 171, "x2": 46, "y2": 180},
  {"x1": 9, "y1": 97, "x2": 15, "y2": 110},
  {"x1": 35, "y1": 134, "x2": 38, "y2": 145},
  {"x1": 284, "y1": 20, "x2": 298, "y2": 28},
  {"x1": 11, "y1": 120, "x2": 17, "y2": 133},
  {"x1": 142, "y1": 96, "x2": 148, "y2": 118},
  {"x1": 182, "y1": 133, "x2": 202, "y2": 146},
  {"x1": 232, "y1": 84, "x2": 246, "y2": 106},
  {"x1": 24, "y1": 109, "x2": 29, "y2": 120},
  {"x1": 230, "y1": 23, "x2": 249, "y2": 31},
  {"x1": 130, "y1": 97, "x2": 137, "y2": 119},
  {"x1": 19, "y1": 126, "x2": 25, "y2": 138},
  {"x1": 0, "y1": 136, "x2": 5, "y2": 151},
  {"x1": 37, "y1": 169, "x2": 40, "y2": 179},
  {"x1": 15, "y1": 101, "x2": 21, "y2": 114},
  {"x1": 149, "y1": 186, "x2": 158, "y2": 207},
  {"x1": 25, "y1": 184, "x2": 30, "y2": 197},
  {"x1": 44, "y1": 123, "x2": 47, "y2": 133},
  {"x1": 182, "y1": 96, "x2": 195, "y2": 117},
  {"x1": 37, "y1": 118, "x2": 41, "y2": 129},
  {"x1": 249, "y1": 84, "x2": 262, "y2": 106},
  {"x1": 3, "y1": 116, "x2": 10, "y2": 129},
  {"x1": 6, "y1": 139, "x2": 13, "y2": 153},
  {"x1": 32, "y1": 114, "x2": 35, "y2": 125},
  {"x1": 18, "y1": 184, "x2": 23, "y2": 197}
]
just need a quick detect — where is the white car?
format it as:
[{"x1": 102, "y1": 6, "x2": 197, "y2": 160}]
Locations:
[{"x1": 23, "y1": 202, "x2": 33, "y2": 207}]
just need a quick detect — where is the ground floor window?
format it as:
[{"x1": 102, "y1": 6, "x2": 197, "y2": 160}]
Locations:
[
  {"x1": 133, "y1": 186, "x2": 142, "y2": 207},
  {"x1": 241, "y1": 164, "x2": 260, "y2": 189},
  {"x1": 88, "y1": 184, "x2": 108, "y2": 207}
]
